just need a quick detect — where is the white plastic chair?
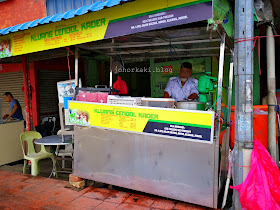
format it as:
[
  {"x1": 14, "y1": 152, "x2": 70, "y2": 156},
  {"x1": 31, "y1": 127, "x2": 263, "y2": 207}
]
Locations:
[
  {"x1": 56, "y1": 143, "x2": 74, "y2": 169},
  {"x1": 56, "y1": 129, "x2": 74, "y2": 170}
]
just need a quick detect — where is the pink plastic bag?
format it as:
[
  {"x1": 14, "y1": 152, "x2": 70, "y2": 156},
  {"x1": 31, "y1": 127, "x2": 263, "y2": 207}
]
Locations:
[
  {"x1": 77, "y1": 91, "x2": 98, "y2": 102},
  {"x1": 231, "y1": 140, "x2": 280, "y2": 210},
  {"x1": 76, "y1": 91, "x2": 108, "y2": 103},
  {"x1": 97, "y1": 92, "x2": 108, "y2": 103}
]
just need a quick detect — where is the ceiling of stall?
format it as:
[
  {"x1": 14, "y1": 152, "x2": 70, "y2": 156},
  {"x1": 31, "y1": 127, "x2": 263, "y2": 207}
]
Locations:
[{"x1": 77, "y1": 26, "x2": 232, "y2": 61}]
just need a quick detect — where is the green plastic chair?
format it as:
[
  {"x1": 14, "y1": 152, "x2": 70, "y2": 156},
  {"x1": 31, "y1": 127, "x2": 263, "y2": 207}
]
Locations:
[{"x1": 20, "y1": 131, "x2": 56, "y2": 176}]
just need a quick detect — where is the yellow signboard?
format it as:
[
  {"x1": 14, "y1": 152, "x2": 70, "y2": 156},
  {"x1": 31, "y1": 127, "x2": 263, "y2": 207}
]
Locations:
[
  {"x1": 68, "y1": 101, "x2": 214, "y2": 143},
  {"x1": 0, "y1": 0, "x2": 212, "y2": 57}
]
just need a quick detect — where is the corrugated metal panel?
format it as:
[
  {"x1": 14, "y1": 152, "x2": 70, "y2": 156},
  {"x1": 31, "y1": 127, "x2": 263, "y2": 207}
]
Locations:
[
  {"x1": 0, "y1": 0, "x2": 132, "y2": 35},
  {"x1": 46, "y1": 0, "x2": 106, "y2": 16},
  {"x1": 0, "y1": 72, "x2": 25, "y2": 119},
  {"x1": 38, "y1": 70, "x2": 74, "y2": 118}
]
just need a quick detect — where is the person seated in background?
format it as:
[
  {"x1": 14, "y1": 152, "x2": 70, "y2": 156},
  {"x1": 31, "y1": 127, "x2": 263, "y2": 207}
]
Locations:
[
  {"x1": 164, "y1": 62, "x2": 199, "y2": 101},
  {"x1": 3, "y1": 92, "x2": 24, "y2": 121}
]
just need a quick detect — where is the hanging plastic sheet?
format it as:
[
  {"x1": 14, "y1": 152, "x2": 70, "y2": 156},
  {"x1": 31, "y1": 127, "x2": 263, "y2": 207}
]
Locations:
[
  {"x1": 208, "y1": 0, "x2": 234, "y2": 37},
  {"x1": 231, "y1": 140, "x2": 280, "y2": 209}
]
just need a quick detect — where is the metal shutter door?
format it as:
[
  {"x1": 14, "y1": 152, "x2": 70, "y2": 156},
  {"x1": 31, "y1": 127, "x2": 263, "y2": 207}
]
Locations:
[
  {"x1": 0, "y1": 72, "x2": 25, "y2": 119},
  {"x1": 38, "y1": 70, "x2": 74, "y2": 120}
]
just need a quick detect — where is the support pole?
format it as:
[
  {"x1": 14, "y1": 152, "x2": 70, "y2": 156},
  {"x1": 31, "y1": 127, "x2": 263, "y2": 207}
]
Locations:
[
  {"x1": 266, "y1": 26, "x2": 277, "y2": 163},
  {"x1": 29, "y1": 62, "x2": 40, "y2": 127},
  {"x1": 234, "y1": 0, "x2": 254, "y2": 209},
  {"x1": 109, "y1": 38, "x2": 115, "y2": 93},
  {"x1": 0, "y1": 85, "x2": 2, "y2": 123},
  {"x1": 219, "y1": 51, "x2": 234, "y2": 191},
  {"x1": 227, "y1": 52, "x2": 234, "y2": 124},
  {"x1": 214, "y1": 33, "x2": 225, "y2": 208},
  {"x1": 215, "y1": 33, "x2": 226, "y2": 140},
  {"x1": 22, "y1": 56, "x2": 31, "y2": 131},
  {"x1": 75, "y1": 47, "x2": 79, "y2": 87}
]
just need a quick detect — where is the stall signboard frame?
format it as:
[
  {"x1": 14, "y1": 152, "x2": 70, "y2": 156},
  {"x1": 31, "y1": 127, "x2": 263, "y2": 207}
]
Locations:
[
  {"x1": 68, "y1": 101, "x2": 215, "y2": 144},
  {"x1": 0, "y1": 0, "x2": 213, "y2": 58}
]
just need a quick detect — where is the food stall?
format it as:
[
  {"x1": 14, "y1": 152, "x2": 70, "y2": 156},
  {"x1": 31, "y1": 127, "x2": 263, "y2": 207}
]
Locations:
[
  {"x1": 66, "y1": 2, "x2": 233, "y2": 208},
  {"x1": 69, "y1": 35, "x2": 232, "y2": 209},
  {"x1": 0, "y1": 0, "x2": 234, "y2": 208}
]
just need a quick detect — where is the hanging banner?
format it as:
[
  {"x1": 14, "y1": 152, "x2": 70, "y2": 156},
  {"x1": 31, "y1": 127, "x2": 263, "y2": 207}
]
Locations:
[
  {"x1": 68, "y1": 101, "x2": 214, "y2": 143},
  {"x1": 0, "y1": 0, "x2": 212, "y2": 58}
]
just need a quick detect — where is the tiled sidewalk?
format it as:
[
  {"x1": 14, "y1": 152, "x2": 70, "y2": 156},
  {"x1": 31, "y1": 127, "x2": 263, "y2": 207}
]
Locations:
[{"x1": 0, "y1": 170, "x2": 213, "y2": 210}]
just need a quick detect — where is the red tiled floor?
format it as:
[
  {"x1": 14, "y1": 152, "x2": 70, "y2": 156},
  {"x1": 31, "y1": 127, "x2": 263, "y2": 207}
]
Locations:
[
  {"x1": 0, "y1": 170, "x2": 215, "y2": 210},
  {"x1": 83, "y1": 189, "x2": 112, "y2": 200},
  {"x1": 0, "y1": 175, "x2": 30, "y2": 190},
  {"x1": 117, "y1": 203, "x2": 150, "y2": 210},
  {"x1": 70, "y1": 196, "x2": 103, "y2": 208},
  {"x1": 174, "y1": 202, "x2": 208, "y2": 210},
  {"x1": 2, "y1": 182, "x2": 30, "y2": 195},
  {"x1": 79, "y1": 186, "x2": 96, "y2": 194},
  {"x1": 21, "y1": 183, "x2": 46, "y2": 193},
  {"x1": 150, "y1": 199, "x2": 177, "y2": 209},
  {"x1": 124, "y1": 194, "x2": 156, "y2": 207},
  {"x1": 22, "y1": 176, "x2": 47, "y2": 185},
  {"x1": 93, "y1": 187, "x2": 112, "y2": 194},
  {"x1": 105, "y1": 191, "x2": 131, "y2": 204},
  {"x1": 95, "y1": 201, "x2": 120, "y2": 209}
]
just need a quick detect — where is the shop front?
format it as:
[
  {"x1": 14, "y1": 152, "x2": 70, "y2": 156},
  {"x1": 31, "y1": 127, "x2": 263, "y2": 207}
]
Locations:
[{"x1": 0, "y1": 63, "x2": 25, "y2": 165}]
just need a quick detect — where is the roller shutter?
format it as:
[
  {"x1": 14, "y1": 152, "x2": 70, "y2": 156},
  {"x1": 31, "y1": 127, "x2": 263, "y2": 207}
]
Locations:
[
  {"x1": 0, "y1": 71, "x2": 25, "y2": 119},
  {"x1": 38, "y1": 70, "x2": 74, "y2": 120}
]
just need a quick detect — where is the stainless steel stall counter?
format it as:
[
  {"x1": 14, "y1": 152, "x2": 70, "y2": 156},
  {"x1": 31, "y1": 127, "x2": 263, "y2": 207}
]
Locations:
[
  {"x1": 175, "y1": 101, "x2": 206, "y2": 110},
  {"x1": 69, "y1": 100, "x2": 218, "y2": 208}
]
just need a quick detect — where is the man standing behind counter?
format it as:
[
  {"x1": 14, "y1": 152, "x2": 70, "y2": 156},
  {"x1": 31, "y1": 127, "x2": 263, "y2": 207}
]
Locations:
[
  {"x1": 164, "y1": 62, "x2": 198, "y2": 101},
  {"x1": 3, "y1": 92, "x2": 24, "y2": 121}
]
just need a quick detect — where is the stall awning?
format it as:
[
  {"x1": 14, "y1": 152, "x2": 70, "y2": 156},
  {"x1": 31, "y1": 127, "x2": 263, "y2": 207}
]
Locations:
[
  {"x1": 0, "y1": 0, "x2": 213, "y2": 58},
  {"x1": 0, "y1": 0, "x2": 132, "y2": 36}
]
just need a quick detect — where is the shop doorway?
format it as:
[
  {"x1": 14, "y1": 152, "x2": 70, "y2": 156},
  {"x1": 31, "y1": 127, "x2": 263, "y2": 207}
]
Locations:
[{"x1": 113, "y1": 60, "x2": 151, "y2": 97}]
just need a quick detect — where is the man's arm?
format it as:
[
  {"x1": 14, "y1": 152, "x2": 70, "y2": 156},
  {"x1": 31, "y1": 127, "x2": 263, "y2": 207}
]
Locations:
[
  {"x1": 187, "y1": 78, "x2": 199, "y2": 100},
  {"x1": 164, "y1": 78, "x2": 174, "y2": 98},
  {"x1": 164, "y1": 91, "x2": 170, "y2": 98},
  {"x1": 187, "y1": 93, "x2": 198, "y2": 100},
  {"x1": 7, "y1": 103, "x2": 18, "y2": 118},
  {"x1": 3, "y1": 114, "x2": 9, "y2": 119}
]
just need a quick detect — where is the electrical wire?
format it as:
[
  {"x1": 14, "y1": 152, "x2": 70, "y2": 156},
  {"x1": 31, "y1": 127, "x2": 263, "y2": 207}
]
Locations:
[
  {"x1": 67, "y1": 50, "x2": 71, "y2": 81},
  {"x1": 65, "y1": 47, "x2": 74, "y2": 95}
]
